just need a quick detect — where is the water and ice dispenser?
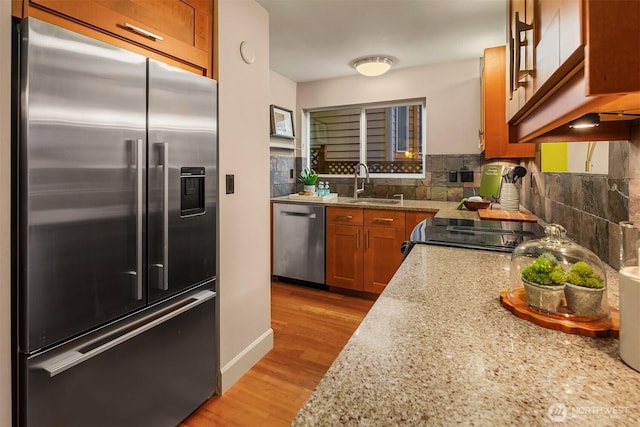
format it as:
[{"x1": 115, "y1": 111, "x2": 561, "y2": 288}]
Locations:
[{"x1": 180, "y1": 167, "x2": 205, "y2": 216}]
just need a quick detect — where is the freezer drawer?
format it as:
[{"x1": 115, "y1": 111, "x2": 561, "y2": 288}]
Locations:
[
  {"x1": 22, "y1": 290, "x2": 216, "y2": 427},
  {"x1": 273, "y1": 203, "x2": 325, "y2": 284}
]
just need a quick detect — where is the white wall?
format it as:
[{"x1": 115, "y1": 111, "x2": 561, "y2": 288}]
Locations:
[
  {"x1": 269, "y1": 71, "x2": 298, "y2": 155},
  {"x1": 218, "y1": 0, "x2": 273, "y2": 393},
  {"x1": 270, "y1": 71, "x2": 297, "y2": 124},
  {"x1": 567, "y1": 141, "x2": 609, "y2": 174},
  {"x1": 296, "y1": 58, "x2": 482, "y2": 155},
  {"x1": 1, "y1": 1, "x2": 12, "y2": 423}
]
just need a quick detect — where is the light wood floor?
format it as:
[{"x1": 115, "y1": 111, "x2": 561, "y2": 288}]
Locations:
[{"x1": 180, "y1": 281, "x2": 375, "y2": 427}]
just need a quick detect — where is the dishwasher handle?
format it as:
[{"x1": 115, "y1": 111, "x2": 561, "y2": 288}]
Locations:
[{"x1": 281, "y1": 211, "x2": 317, "y2": 219}]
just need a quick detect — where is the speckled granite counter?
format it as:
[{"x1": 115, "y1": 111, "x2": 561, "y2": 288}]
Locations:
[
  {"x1": 270, "y1": 196, "x2": 479, "y2": 220},
  {"x1": 293, "y1": 245, "x2": 640, "y2": 426}
]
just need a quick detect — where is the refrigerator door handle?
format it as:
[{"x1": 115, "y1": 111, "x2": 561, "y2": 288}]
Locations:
[
  {"x1": 126, "y1": 139, "x2": 144, "y2": 300},
  {"x1": 35, "y1": 290, "x2": 216, "y2": 377},
  {"x1": 159, "y1": 142, "x2": 169, "y2": 291}
]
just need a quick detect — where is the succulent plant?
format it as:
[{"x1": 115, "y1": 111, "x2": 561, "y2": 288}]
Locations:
[
  {"x1": 298, "y1": 168, "x2": 318, "y2": 185},
  {"x1": 566, "y1": 261, "x2": 604, "y2": 289},
  {"x1": 521, "y1": 252, "x2": 567, "y2": 286}
]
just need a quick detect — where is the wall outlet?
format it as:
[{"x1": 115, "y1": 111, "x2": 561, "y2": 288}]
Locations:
[
  {"x1": 448, "y1": 170, "x2": 458, "y2": 182},
  {"x1": 290, "y1": 169, "x2": 294, "y2": 179},
  {"x1": 460, "y1": 171, "x2": 474, "y2": 182}
]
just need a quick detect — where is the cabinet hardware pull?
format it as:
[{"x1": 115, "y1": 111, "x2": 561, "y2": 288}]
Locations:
[
  {"x1": 356, "y1": 229, "x2": 360, "y2": 249},
  {"x1": 373, "y1": 217, "x2": 394, "y2": 223},
  {"x1": 123, "y1": 22, "x2": 164, "y2": 41},
  {"x1": 512, "y1": 11, "x2": 533, "y2": 90},
  {"x1": 365, "y1": 229, "x2": 369, "y2": 249},
  {"x1": 337, "y1": 215, "x2": 353, "y2": 220}
]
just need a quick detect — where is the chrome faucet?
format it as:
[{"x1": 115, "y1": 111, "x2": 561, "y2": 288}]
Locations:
[{"x1": 353, "y1": 163, "x2": 370, "y2": 199}]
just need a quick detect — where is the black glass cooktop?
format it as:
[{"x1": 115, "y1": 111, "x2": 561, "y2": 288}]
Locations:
[{"x1": 407, "y1": 217, "x2": 545, "y2": 253}]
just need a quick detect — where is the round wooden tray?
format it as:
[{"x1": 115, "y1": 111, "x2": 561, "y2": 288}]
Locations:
[{"x1": 500, "y1": 288, "x2": 619, "y2": 338}]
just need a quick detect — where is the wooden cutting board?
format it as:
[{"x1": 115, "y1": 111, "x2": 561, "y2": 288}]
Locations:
[{"x1": 477, "y1": 208, "x2": 538, "y2": 223}]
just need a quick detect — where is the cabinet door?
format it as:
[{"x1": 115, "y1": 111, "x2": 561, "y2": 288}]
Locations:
[
  {"x1": 483, "y1": 46, "x2": 535, "y2": 159},
  {"x1": 29, "y1": 0, "x2": 213, "y2": 76},
  {"x1": 535, "y1": 0, "x2": 582, "y2": 92},
  {"x1": 326, "y1": 224, "x2": 363, "y2": 291},
  {"x1": 363, "y1": 227, "x2": 405, "y2": 294}
]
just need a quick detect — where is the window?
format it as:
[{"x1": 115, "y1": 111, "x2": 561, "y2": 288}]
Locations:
[{"x1": 307, "y1": 100, "x2": 425, "y2": 177}]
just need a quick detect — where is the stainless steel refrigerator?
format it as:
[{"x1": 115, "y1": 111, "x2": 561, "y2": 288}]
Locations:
[{"x1": 12, "y1": 18, "x2": 218, "y2": 426}]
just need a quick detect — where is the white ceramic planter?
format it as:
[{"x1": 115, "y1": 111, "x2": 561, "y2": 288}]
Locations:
[
  {"x1": 522, "y1": 278, "x2": 564, "y2": 313},
  {"x1": 564, "y1": 282, "x2": 604, "y2": 316},
  {"x1": 303, "y1": 184, "x2": 316, "y2": 194}
]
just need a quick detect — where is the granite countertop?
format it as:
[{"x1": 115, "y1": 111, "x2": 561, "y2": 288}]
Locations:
[
  {"x1": 270, "y1": 196, "x2": 479, "y2": 220},
  {"x1": 293, "y1": 245, "x2": 640, "y2": 426}
]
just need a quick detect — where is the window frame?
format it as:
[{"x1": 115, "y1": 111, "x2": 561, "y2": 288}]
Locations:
[{"x1": 303, "y1": 98, "x2": 427, "y2": 179}]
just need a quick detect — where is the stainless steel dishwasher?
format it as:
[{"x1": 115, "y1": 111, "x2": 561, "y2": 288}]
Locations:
[{"x1": 273, "y1": 203, "x2": 325, "y2": 284}]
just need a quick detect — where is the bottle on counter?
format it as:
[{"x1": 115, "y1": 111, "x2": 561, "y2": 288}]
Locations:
[
  {"x1": 318, "y1": 182, "x2": 327, "y2": 196},
  {"x1": 317, "y1": 182, "x2": 324, "y2": 196}
]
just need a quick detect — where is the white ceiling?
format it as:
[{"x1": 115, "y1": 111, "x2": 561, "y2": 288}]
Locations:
[{"x1": 256, "y1": 0, "x2": 508, "y2": 83}]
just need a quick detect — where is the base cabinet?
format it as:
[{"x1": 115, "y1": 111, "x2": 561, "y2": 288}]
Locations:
[
  {"x1": 326, "y1": 223, "x2": 363, "y2": 291},
  {"x1": 326, "y1": 207, "x2": 407, "y2": 295},
  {"x1": 363, "y1": 226, "x2": 405, "y2": 294}
]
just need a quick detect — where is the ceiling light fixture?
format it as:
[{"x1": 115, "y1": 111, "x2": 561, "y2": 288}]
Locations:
[
  {"x1": 568, "y1": 113, "x2": 600, "y2": 129},
  {"x1": 352, "y1": 56, "x2": 393, "y2": 77}
]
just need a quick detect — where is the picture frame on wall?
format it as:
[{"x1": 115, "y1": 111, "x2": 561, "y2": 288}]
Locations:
[{"x1": 270, "y1": 104, "x2": 295, "y2": 139}]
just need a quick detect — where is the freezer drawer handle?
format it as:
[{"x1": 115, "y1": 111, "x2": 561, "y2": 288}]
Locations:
[
  {"x1": 122, "y1": 22, "x2": 164, "y2": 41},
  {"x1": 35, "y1": 290, "x2": 216, "y2": 377},
  {"x1": 281, "y1": 211, "x2": 316, "y2": 219}
]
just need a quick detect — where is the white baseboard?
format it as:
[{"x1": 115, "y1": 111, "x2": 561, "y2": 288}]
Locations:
[{"x1": 219, "y1": 328, "x2": 274, "y2": 394}]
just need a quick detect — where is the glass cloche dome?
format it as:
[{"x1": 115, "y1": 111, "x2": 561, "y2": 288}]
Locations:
[{"x1": 509, "y1": 224, "x2": 609, "y2": 320}]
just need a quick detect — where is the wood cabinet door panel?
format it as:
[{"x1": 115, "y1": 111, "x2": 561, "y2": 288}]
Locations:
[
  {"x1": 326, "y1": 224, "x2": 363, "y2": 291},
  {"x1": 363, "y1": 227, "x2": 404, "y2": 294},
  {"x1": 484, "y1": 46, "x2": 535, "y2": 159},
  {"x1": 326, "y1": 207, "x2": 363, "y2": 226},
  {"x1": 30, "y1": 0, "x2": 212, "y2": 74},
  {"x1": 363, "y1": 209, "x2": 405, "y2": 229}
]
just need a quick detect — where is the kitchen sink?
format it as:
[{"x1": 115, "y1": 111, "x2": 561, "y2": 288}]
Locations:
[{"x1": 346, "y1": 198, "x2": 400, "y2": 205}]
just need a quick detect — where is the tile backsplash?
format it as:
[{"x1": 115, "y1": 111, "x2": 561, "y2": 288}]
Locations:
[
  {"x1": 270, "y1": 120, "x2": 640, "y2": 269},
  {"x1": 521, "y1": 120, "x2": 639, "y2": 268},
  {"x1": 271, "y1": 154, "x2": 513, "y2": 201},
  {"x1": 270, "y1": 154, "x2": 296, "y2": 197}
]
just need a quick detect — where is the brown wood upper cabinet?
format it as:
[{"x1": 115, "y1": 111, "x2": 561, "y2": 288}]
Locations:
[
  {"x1": 14, "y1": 0, "x2": 216, "y2": 78},
  {"x1": 481, "y1": 46, "x2": 535, "y2": 159},
  {"x1": 507, "y1": 0, "x2": 640, "y2": 143}
]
